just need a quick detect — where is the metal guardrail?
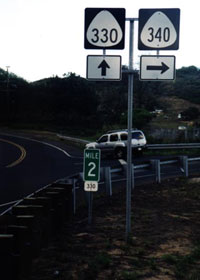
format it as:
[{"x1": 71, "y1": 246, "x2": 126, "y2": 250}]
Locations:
[
  {"x1": 1, "y1": 154, "x2": 200, "y2": 279},
  {"x1": 0, "y1": 181, "x2": 73, "y2": 280},
  {"x1": 57, "y1": 133, "x2": 200, "y2": 150},
  {"x1": 147, "y1": 143, "x2": 200, "y2": 149},
  {"x1": 1, "y1": 155, "x2": 199, "y2": 215},
  {"x1": 59, "y1": 155, "x2": 200, "y2": 199}
]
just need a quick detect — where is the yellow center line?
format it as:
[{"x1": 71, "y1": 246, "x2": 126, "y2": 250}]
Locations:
[{"x1": 0, "y1": 138, "x2": 27, "y2": 168}]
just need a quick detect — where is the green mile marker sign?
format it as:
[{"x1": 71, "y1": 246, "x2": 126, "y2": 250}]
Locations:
[{"x1": 83, "y1": 149, "x2": 101, "y2": 182}]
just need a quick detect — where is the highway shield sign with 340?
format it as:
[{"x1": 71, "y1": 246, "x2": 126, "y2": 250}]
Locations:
[{"x1": 138, "y1": 8, "x2": 180, "y2": 50}]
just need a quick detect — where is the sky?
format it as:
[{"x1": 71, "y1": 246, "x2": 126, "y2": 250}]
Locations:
[{"x1": 0, "y1": 0, "x2": 199, "y2": 82}]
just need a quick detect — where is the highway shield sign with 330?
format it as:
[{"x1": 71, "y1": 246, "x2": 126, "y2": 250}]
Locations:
[{"x1": 84, "y1": 8, "x2": 125, "y2": 49}]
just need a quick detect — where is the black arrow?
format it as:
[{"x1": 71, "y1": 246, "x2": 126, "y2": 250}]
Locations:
[
  {"x1": 98, "y1": 60, "x2": 110, "y2": 76},
  {"x1": 147, "y1": 62, "x2": 169, "y2": 74}
]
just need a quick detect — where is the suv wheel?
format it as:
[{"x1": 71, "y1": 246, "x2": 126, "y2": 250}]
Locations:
[{"x1": 115, "y1": 147, "x2": 125, "y2": 159}]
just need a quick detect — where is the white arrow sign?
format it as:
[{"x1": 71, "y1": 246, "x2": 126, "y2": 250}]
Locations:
[
  {"x1": 87, "y1": 55, "x2": 121, "y2": 81},
  {"x1": 140, "y1": 55, "x2": 176, "y2": 80}
]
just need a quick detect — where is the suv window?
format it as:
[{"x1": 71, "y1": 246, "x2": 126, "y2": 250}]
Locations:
[
  {"x1": 132, "y1": 132, "x2": 144, "y2": 140},
  {"x1": 98, "y1": 135, "x2": 108, "y2": 143},
  {"x1": 110, "y1": 134, "x2": 118, "y2": 142},
  {"x1": 120, "y1": 133, "x2": 127, "y2": 141}
]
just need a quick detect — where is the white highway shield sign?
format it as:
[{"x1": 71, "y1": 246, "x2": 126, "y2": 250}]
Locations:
[
  {"x1": 84, "y1": 8, "x2": 125, "y2": 49},
  {"x1": 87, "y1": 55, "x2": 121, "y2": 81},
  {"x1": 138, "y1": 8, "x2": 180, "y2": 50},
  {"x1": 84, "y1": 181, "x2": 98, "y2": 192},
  {"x1": 140, "y1": 55, "x2": 176, "y2": 80}
]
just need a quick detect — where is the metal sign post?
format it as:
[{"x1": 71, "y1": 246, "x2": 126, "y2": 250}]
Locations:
[
  {"x1": 83, "y1": 149, "x2": 101, "y2": 224},
  {"x1": 84, "y1": 6, "x2": 180, "y2": 242},
  {"x1": 125, "y1": 8, "x2": 180, "y2": 240},
  {"x1": 88, "y1": 192, "x2": 93, "y2": 225},
  {"x1": 125, "y1": 18, "x2": 137, "y2": 241}
]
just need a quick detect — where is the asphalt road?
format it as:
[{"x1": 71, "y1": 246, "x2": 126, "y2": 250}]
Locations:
[
  {"x1": 0, "y1": 133, "x2": 84, "y2": 206},
  {"x1": 0, "y1": 132, "x2": 136, "y2": 209},
  {"x1": 1, "y1": 131, "x2": 200, "y2": 213}
]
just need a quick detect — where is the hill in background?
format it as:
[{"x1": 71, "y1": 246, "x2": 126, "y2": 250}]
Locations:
[
  {"x1": 150, "y1": 96, "x2": 200, "y2": 130},
  {"x1": 0, "y1": 66, "x2": 200, "y2": 136}
]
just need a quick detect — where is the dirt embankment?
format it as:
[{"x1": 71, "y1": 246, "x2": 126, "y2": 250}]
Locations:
[{"x1": 30, "y1": 178, "x2": 200, "y2": 280}]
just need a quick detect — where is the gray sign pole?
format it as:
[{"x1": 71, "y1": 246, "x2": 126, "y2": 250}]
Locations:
[{"x1": 126, "y1": 18, "x2": 137, "y2": 241}]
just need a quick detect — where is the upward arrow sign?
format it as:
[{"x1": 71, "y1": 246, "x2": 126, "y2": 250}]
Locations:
[
  {"x1": 87, "y1": 55, "x2": 122, "y2": 81},
  {"x1": 98, "y1": 60, "x2": 110, "y2": 76}
]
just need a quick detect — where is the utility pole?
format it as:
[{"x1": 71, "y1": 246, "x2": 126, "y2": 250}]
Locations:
[
  {"x1": 6, "y1": 66, "x2": 10, "y2": 88},
  {"x1": 6, "y1": 66, "x2": 10, "y2": 120}
]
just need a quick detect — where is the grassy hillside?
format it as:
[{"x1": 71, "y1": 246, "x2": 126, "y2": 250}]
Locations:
[{"x1": 150, "y1": 96, "x2": 200, "y2": 130}]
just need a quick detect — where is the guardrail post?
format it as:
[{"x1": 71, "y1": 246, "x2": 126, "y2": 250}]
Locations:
[
  {"x1": 72, "y1": 179, "x2": 77, "y2": 215},
  {"x1": 16, "y1": 215, "x2": 42, "y2": 258},
  {"x1": 12, "y1": 206, "x2": 43, "y2": 257},
  {"x1": 179, "y1": 156, "x2": 189, "y2": 177},
  {"x1": 104, "y1": 167, "x2": 112, "y2": 196},
  {"x1": 51, "y1": 182, "x2": 73, "y2": 219},
  {"x1": 0, "y1": 234, "x2": 18, "y2": 280},
  {"x1": 7, "y1": 225, "x2": 32, "y2": 279},
  {"x1": 23, "y1": 197, "x2": 53, "y2": 244},
  {"x1": 151, "y1": 160, "x2": 161, "y2": 183},
  {"x1": 88, "y1": 192, "x2": 93, "y2": 225}
]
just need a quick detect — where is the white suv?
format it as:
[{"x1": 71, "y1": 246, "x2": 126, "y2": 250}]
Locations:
[{"x1": 86, "y1": 130, "x2": 147, "y2": 158}]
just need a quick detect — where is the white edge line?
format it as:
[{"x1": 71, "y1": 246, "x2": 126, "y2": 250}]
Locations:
[
  {"x1": 0, "y1": 199, "x2": 21, "y2": 208},
  {"x1": 0, "y1": 132, "x2": 74, "y2": 158}
]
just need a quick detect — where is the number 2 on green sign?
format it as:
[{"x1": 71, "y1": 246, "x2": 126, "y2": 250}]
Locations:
[{"x1": 88, "y1": 162, "x2": 96, "y2": 177}]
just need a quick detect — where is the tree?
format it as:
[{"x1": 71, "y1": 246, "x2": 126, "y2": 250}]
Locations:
[
  {"x1": 181, "y1": 107, "x2": 200, "y2": 121},
  {"x1": 120, "y1": 108, "x2": 153, "y2": 129}
]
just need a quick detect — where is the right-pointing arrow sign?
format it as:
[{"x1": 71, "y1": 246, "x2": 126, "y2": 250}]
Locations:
[
  {"x1": 147, "y1": 62, "x2": 169, "y2": 74},
  {"x1": 140, "y1": 55, "x2": 176, "y2": 81}
]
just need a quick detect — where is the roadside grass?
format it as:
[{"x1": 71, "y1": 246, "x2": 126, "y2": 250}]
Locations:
[
  {"x1": 84, "y1": 252, "x2": 112, "y2": 279},
  {"x1": 84, "y1": 178, "x2": 200, "y2": 280},
  {"x1": 162, "y1": 246, "x2": 200, "y2": 279},
  {"x1": 120, "y1": 271, "x2": 140, "y2": 280}
]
